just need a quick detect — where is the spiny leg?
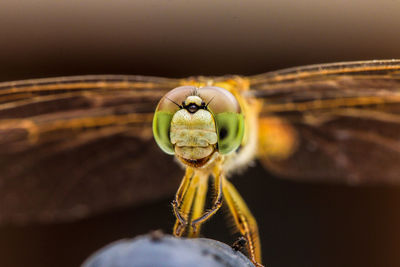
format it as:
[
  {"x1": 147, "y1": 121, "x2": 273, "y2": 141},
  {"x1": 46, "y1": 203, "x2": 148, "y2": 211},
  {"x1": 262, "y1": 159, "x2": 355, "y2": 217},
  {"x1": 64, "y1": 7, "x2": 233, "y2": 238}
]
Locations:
[
  {"x1": 222, "y1": 178, "x2": 263, "y2": 267},
  {"x1": 190, "y1": 167, "x2": 223, "y2": 234},
  {"x1": 187, "y1": 172, "x2": 209, "y2": 237},
  {"x1": 172, "y1": 169, "x2": 198, "y2": 236},
  {"x1": 172, "y1": 180, "x2": 197, "y2": 236},
  {"x1": 172, "y1": 167, "x2": 194, "y2": 228},
  {"x1": 174, "y1": 167, "x2": 194, "y2": 205}
]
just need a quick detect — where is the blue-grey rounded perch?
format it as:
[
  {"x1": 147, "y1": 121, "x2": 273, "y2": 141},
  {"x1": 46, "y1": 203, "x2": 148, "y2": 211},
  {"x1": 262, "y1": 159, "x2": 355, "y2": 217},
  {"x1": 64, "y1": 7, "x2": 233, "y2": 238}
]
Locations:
[{"x1": 82, "y1": 233, "x2": 255, "y2": 267}]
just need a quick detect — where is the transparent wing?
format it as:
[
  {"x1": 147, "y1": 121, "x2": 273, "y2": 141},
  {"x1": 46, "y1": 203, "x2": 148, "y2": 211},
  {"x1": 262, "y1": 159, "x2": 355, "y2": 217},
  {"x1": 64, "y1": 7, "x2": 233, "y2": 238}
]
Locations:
[
  {"x1": 0, "y1": 75, "x2": 183, "y2": 224},
  {"x1": 248, "y1": 60, "x2": 400, "y2": 185}
]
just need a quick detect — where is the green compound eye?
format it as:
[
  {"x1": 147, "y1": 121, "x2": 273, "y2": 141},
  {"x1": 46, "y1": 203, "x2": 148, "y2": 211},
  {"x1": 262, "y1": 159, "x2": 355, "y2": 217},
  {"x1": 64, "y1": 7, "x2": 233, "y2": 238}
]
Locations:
[
  {"x1": 215, "y1": 112, "x2": 244, "y2": 154},
  {"x1": 199, "y1": 86, "x2": 244, "y2": 155},
  {"x1": 152, "y1": 110, "x2": 175, "y2": 154},
  {"x1": 153, "y1": 86, "x2": 197, "y2": 155}
]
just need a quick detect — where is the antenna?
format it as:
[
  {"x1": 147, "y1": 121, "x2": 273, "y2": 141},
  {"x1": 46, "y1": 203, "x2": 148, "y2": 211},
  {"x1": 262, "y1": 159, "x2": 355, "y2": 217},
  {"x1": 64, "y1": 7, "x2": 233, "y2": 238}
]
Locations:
[{"x1": 165, "y1": 97, "x2": 183, "y2": 108}]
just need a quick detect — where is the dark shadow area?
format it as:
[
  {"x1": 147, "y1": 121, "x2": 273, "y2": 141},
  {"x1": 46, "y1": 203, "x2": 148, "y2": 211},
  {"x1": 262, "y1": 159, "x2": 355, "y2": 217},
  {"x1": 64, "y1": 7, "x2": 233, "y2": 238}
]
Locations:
[{"x1": 2, "y1": 164, "x2": 400, "y2": 267}]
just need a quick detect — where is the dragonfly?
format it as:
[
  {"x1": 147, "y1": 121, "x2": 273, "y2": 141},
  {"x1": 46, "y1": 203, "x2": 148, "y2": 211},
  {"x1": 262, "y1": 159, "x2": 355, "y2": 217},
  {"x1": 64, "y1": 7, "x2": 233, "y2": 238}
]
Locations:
[{"x1": 1, "y1": 60, "x2": 400, "y2": 266}]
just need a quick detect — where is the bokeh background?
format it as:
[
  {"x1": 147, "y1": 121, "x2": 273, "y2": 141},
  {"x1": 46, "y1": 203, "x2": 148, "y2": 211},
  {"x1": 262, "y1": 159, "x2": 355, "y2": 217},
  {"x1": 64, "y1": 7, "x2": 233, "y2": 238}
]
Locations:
[{"x1": 2, "y1": 1, "x2": 400, "y2": 266}]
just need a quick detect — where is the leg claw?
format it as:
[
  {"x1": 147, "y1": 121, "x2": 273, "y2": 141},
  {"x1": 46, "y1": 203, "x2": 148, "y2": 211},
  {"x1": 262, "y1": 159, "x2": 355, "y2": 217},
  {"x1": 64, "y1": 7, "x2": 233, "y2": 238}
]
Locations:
[{"x1": 191, "y1": 223, "x2": 198, "y2": 233}]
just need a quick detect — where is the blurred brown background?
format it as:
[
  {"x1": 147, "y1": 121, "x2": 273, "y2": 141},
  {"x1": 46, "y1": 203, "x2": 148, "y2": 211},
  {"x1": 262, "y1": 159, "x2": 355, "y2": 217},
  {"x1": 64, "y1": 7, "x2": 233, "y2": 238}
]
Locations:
[{"x1": 1, "y1": 1, "x2": 400, "y2": 266}]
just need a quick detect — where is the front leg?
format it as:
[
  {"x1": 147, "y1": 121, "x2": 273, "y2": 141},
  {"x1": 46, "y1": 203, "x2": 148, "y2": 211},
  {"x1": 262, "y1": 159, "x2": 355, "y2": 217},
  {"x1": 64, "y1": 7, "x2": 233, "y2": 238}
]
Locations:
[
  {"x1": 172, "y1": 168, "x2": 198, "y2": 236},
  {"x1": 187, "y1": 172, "x2": 209, "y2": 237},
  {"x1": 190, "y1": 168, "x2": 223, "y2": 234}
]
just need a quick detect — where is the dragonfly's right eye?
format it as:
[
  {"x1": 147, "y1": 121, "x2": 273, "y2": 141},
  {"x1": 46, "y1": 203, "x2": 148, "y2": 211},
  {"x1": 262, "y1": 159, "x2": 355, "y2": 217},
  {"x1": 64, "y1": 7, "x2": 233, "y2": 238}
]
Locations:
[
  {"x1": 153, "y1": 110, "x2": 175, "y2": 154},
  {"x1": 153, "y1": 86, "x2": 198, "y2": 155}
]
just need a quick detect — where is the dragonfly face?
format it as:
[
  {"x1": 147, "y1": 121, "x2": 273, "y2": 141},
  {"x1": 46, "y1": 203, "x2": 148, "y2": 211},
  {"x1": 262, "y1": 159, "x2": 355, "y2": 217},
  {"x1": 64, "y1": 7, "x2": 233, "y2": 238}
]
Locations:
[
  {"x1": 153, "y1": 85, "x2": 244, "y2": 167},
  {"x1": 1, "y1": 60, "x2": 400, "y2": 266}
]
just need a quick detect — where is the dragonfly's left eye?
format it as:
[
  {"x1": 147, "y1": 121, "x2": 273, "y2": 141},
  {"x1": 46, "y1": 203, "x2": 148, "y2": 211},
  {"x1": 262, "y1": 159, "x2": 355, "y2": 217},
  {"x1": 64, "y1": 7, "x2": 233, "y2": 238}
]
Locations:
[{"x1": 199, "y1": 86, "x2": 244, "y2": 155}]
